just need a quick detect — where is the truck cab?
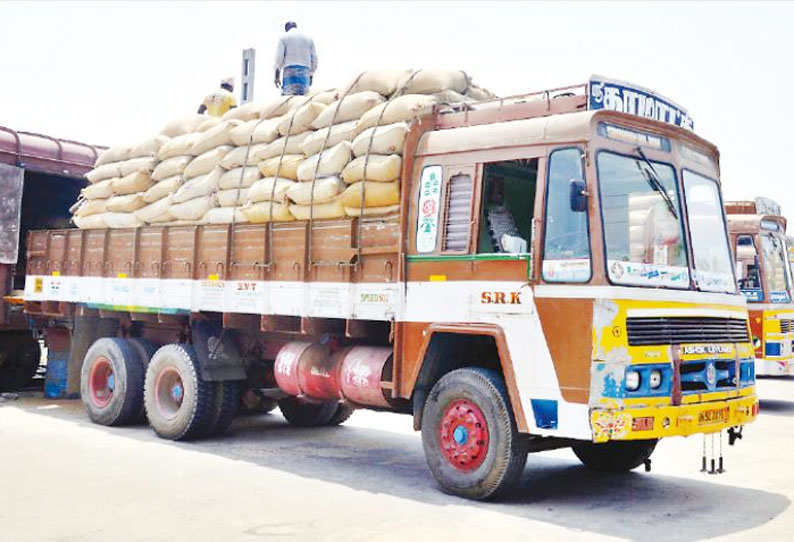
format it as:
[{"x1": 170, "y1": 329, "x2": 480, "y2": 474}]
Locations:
[{"x1": 726, "y1": 200, "x2": 794, "y2": 376}]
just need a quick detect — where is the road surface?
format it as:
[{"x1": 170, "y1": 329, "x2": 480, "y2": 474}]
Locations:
[{"x1": 1, "y1": 379, "x2": 792, "y2": 541}]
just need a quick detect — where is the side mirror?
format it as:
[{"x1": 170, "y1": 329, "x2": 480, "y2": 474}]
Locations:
[{"x1": 569, "y1": 179, "x2": 588, "y2": 212}]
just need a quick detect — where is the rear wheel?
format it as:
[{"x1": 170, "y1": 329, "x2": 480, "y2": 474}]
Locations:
[
  {"x1": 80, "y1": 338, "x2": 144, "y2": 426},
  {"x1": 0, "y1": 331, "x2": 41, "y2": 392},
  {"x1": 205, "y1": 380, "x2": 242, "y2": 437},
  {"x1": 278, "y1": 397, "x2": 338, "y2": 427},
  {"x1": 421, "y1": 367, "x2": 528, "y2": 500},
  {"x1": 572, "y1": 439, "x2": 658, "y2": 473},
  {"x1": 144, "y1": 344, "x2": 214, "y2": 441},
  {"x1": 327, "y1": 403, "x2": 355, "y2": 426}
]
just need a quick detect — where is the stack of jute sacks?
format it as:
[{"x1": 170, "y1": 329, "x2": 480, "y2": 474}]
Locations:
[{"x1": 73, "y1": 69, "x2": 496, "y2": 228}]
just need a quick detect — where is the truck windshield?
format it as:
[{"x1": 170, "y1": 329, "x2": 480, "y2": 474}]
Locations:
[
  {"x1": 683, "y1": 170, "x2": 735, "y2": 293},
  {"x1": 761, "y1": 234, "x2": 792, "y2": 303},
  {"x1": 597, "y1": 151, "x2": 688, "y2": 288}
]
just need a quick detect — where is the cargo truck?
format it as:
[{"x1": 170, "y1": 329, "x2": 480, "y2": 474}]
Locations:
[
  {"x1": 726, "y1": 199, "x2": 794, "y2": 376},
  {"x1": 0, "y1": 126, "x2": 102, "y2": 391},
  {"x1": 19, "y1": 78, "x2": 758, "y2": 499}
]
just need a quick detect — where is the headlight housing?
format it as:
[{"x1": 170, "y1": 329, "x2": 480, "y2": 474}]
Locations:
[
  {"x1": 625, "y1": 370, "x2": 641, "y2": 391},
  {"x1": 649, "y1": 369, "x2": 663, "y2": 389}
]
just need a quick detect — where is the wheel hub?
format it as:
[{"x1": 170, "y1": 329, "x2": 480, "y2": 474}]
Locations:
[
  {"x1": 88, "y1": 356, "x2": 114, "y2": 408},
  {"x1": 154, "y1": 367, "x2": 185, "y2": 420},
  {"x1": 439, "y1": 399, "x2": 489, "y2": 471}
]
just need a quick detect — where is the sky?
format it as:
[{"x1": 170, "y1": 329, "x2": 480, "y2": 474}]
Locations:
[{"x1": 2, "y1": 1, "x2": 793, "y2": 216}]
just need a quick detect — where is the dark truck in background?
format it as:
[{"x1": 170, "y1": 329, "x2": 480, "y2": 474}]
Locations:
[{"x1": 0, "y1": 126, "x2": 102, "y2": 391}]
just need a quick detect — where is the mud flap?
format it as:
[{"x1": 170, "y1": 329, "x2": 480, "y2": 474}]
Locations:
[{"x1": 190, "y1": 321, "x2": 246, "y2": 381}]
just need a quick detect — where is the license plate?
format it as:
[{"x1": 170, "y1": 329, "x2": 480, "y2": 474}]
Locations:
[{"x1": 698, "y1": 407, "x2": 729, "y2": 425}]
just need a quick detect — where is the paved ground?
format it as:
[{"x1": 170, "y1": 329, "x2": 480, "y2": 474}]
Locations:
[{"x1": 1, "y1": 379, "x2": 793, "y2": 542}]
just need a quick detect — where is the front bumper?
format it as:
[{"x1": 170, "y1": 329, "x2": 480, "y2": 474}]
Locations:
[
  {"x1": 590, "y1": 393, "x2": 759, "y2": 442},
  {"x1": 755, "y1": 356, "x2": 794, "y2": 376}
]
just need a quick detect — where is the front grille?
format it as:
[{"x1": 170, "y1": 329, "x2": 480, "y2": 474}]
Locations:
[
  {"x1": 780, "y1": 319, "x2": 794, "y2": 333},
  {"x1": 626, "y1": 317, "x2": 749, "y2": 346},
  {"x1": 680, "y1": 360, "x2": 737, "y2": 393}
]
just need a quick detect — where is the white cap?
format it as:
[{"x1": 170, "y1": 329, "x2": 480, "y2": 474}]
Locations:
[{"x1": 221, "y1": 77, "x2": 235, "y2": 88}]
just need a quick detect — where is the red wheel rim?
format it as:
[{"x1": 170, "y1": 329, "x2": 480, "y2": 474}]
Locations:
[
  {"x1": 154, "y1": 366, "x2": 184, "y2": 420},
  {"x1": 439, "y1": 399, "x2": 490, "y2": 471},
  {"x1": 88, "y1": 356, "x2": 114, "y2": 408}
]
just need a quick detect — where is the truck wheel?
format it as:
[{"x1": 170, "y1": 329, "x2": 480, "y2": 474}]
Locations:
[
  {"x1": 80, "y1": 338, "x2": 144, "y2": 426},
  {"x1": 205, "y1": 380, "x2": 242, "y2": 437},
  {"x1": 127, "y1": 337, "x2": 157, "y2": 369},
  {"x1": 278, "y1": 397, "x2": 338, "y2": 427},
  {"x1": 421, "y1": 367, "x2": 528, "y2": 500},
  {"x1": 0, "y1": 332, "x2": 41, "y2": 392},
  {"x1": 572, "y1": 439, "x2": 658, "y2": 473},
  {"x1": 327, "y1": 403, "x2": 355, "y2": 426},
  {"x1": 144, "y1": 344, "x2": 214, "y2": 441}
]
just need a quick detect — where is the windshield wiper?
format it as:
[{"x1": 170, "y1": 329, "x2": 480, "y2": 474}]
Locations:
[{"x1": 633, "y1": 147, "x2": 678, "y2": 220}]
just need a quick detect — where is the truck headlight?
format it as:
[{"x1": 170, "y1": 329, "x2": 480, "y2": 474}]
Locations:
[
  {"x1": 753, "y1": 336, "x2": 762, "y2": 349},
  {"x1": 649, "y1": 370, "x2": 663, "y2": 389},
  {"x1": 625, "y1": 370, "x2": 641, "y2": 391}
]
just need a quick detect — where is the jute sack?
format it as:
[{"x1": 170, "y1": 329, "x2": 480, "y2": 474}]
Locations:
[
  {"x1": 298, "y1": 89, "x2": 340, "y2": 106},
  {"x1": 249, "y1": 117, "x2": 282, "y2": 145},
  {"x1": 257, "y1": 155, "x2": 302, "y2": 181},
  {"x1": 276, "y1": 102, "x2": 326, "y2": 136},
  {"x1": 297, "y1": 142, "x2": 352, "y2": 182},
  {"x1": 354, "y1": 95, "x2": 437, "y2": 136},
  {"x1": 190, "y1": 120, "x2": 243, "y2": 156},
  {"x1": 143, "y1": 175, "x2": 182, "y2": 203},
  {"x1": 466, "y1": 84, "x2": 497, "y2": 101},
  {"x1": 113, "y1": 171, "x2": 153, "y2": 196},
  {"x1": 157, "y1": 133, "x2": 202, "y2": 160},
  {"x1": 338, "y1": 70, "x2": 412, "y2": 97},
  {"x1": 202, "y1": 207, "x2": 249, "y2": 224},
  {"x1": 219, "y1": 167, "x2": 261, "y2": 190},
  {"x1": 107, "y1": 193, "x2": 146, "y2": 213},
  {"x1": 351, "y1": 122, "x2": 408, "y2": 157},
  {"x1": 220, "y1": 144, "x2": 267, "y2": 170},
  {"x1": 74, "y1": 213, "x2": 108, "y2": 229},
  {"x1": 229, "y1": 120, "x2": 258, "y2": 146},
  {"x1": 103, "y1": 212, "x2": 144, "y2": 229},
  {"x1": 397, "y1": 69, "x2": 469, "y2": 95},
  {"x1": 311, "y1": 92, "x2": 385, "y2": 129},
  {"x1": 136, "y1": 196, "x2": 174, "y2": 223},
  {"x1": 217, "y1": 188, "x2": 250, "y2": 207},
  {"x1": 119, "y1": 157, "x2": 157, "y2": 176},
  {"x1": 344, "y1": 204, "x2": 401, "y2": 217},
  {"x1": 240, "y1": 201, "x2": 294, "y2": 223},
  {"x1": 85, "y1": 162, "x2": 121, "y2": 184},
  {"x1": 82, "y1": 178, "x2": 115, "y2": 200},
  {"x1": 197, "y1": 117, "x2": 222, "y2": 132},
  {"x1": 252, "y1": 132, "x2": 311, "y2": 162},
  {"x1": 184, "y1": 145, "x2": 234, "y2": 178},
  {"x1": 301, "y1": 120, "x2": 357, "y2": 156},
  {"x1": 338, "y1": 180, "x2": 400, "y2": 208},
  {"x1": 258, "y1": 95, "x2": 303, "y2": 119},
  {"x1": 169, "y1": 194, "x2": 217, "y2": 221},
  {"x1": 433, "y1": 89, "x2": 471, "y2": 103},
  {"x1": 221, "y1": 100, "x2": 268, "y2": 122},
  {"x1": 173, "y1": 168, "x2": 222, "y2": 203},
  {"x1": 95, "y1": 144, "x2": 133, "y2": 167},
  {"x1": 159, "y1": 114, "x2": 207, "y2": 138},
  {"x1": 130, "y1": 135, "x2": 170, "y2": 159},
  {"x1": 341, "y1": 154, "x2": 402, "y2": 183},
  {"x1": 287, "y1": 176, "x2": 346, "y2": 205},
  {"x1": 289, "y1": 197, "x2": 345, "y2": 220},
  {"x1": 152, "y1": 155, "x2": 192, "y2": 181},
  {"x1": 247, "y1": 177, "x2": 295, "y2": 203},
  {"x1": 73, "y1": 198, "x2": 108, "y2": 217}
]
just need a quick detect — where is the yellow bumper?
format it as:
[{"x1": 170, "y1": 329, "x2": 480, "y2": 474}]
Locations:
[{"x1": 590, "y1": 393, "x2": 759, "y2": 443}]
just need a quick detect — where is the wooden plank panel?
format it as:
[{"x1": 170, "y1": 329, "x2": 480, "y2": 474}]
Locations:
[
  {"x1": 107, "y1": 229, "x2": 135, "y2": 277},
  {"x1": 196, "y1": 225, "x2": 229, "y2": 280},
  {"x1": 138, "y1": 228, "x2": 164, "y2": 278}
]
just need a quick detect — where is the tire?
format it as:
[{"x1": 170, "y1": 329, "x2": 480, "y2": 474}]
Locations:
[
  {"x1": 143, "y1": 344, "x2": 214, "y2": 441},
  {"x1": 421, "y1": 367, "x2": 528, "y2": 500},
  {"x1": 572, "y1": 439, "x2": 658, "y2": 473},
  {"x1": 278, "y1": 397, "x2": 338, "y2": 427},
  {"x1": 80, "y1": 338, "x2": 145, "y2": 426},
  {"x1": 0, "y1": 332, "x2": 41, "y2": 392},
  {"x1": 326, "y1": 403, "x2": 355, "y2": 426},
  {"x1": 127, "y1": 337, "x2": 157, "y2": 369},
  {"x1": 205, "y1": 380, "x2": 242, "y2": 437},
  {"x1": 239, "y1": 389, "x2": 278, "y2": 416}
]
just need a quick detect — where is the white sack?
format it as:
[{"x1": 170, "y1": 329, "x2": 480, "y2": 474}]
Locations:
[
  {"x1": 276, "y1": 102, "x2": 326, "y2": 135},
  {"x1": 217, "y1": 188, "x2": 250, "y2": 207},
  {"x1": 287, "y1": 176, "x2": 346, "y2": 205},
  {"x1": 157, "y1": 132, "x2": 202, "y2": 160},
  {"x1": 311, "y1": 91, "x2": 385, "y2": 129},
  {"x1": 113, "y1": 171, "x2": 153, "y2": 196},
  {"x1": 354, "y1": 95, "x2": 437, "y2": 136},
  {"x1": 190, "y1": 120, "x2": 243, "y2": 156},
  {"x1": 184, "y1": 145, "x2": 234, "y2": 178},
  {"x1": 103, "y1": 212, "x2": 144, "y2": 229},
  {"x1": 106, "y1": 193, "x2": 146, "y2": 213},
  {"x1": 152, "y1": 155, "x2": 192, "y2": 181},
  {"x1": 130, "y1": 135, "x2": 170, "y2": 158},
  {"x1": 172, "y1": 167, "x2": 222, "y2": 203},
  {"x1": 240, "y1": 201, "x2": 294, "y2": 223},
  {"x1": 143, "y1": 175, "x2": 182, "y2": 203},
  {"x1": 218, "y1": 167, "x2": 261, "y2": 190},
  {"x1": 301, "y1": 120, "x2": 358, "y2": 156},
  {"x1": 82, "y1": 178, "x2": 116, "y2": 200},
  {"x1": 341, "y1": 154, "x2": 402, "y2": 183},
  {"x1": 136, "y1": 196, "x2": 174, "y2": 223},
  {"x1": 169, "y1": 194, "x2": 217, "y2": 221},
  {"x1": 159, "y1": 114, "x2": 207, "y2": 138},
  {"x1": 257, "y1": 155, "x2": 303, "y2": 181},
  {"x1": 247, "y1": 177, "x2": 296, "y2": 203},
  {"x1": 290, "y1": 198, "x2": 345, "y2": 220},
  {"x1": 351, "y1": 122, "x2": 408, "y2": 157},
  {"x1": 297, "y1": 142, "x2": 352, "y2": 182},
  {"x1": 85, "y1": 162, "x2": 121, "y2": 184}
]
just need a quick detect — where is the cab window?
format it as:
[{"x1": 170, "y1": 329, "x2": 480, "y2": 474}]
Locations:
[
  {"x1": 477, "y1": 159, "x2": 536, "y2": 254},
  {"x1": 735, "y1": 234, "x2": 763, "y2": 301},
  {"x1": 542, "y1": 148, "x2": 591, "y2": 282}
]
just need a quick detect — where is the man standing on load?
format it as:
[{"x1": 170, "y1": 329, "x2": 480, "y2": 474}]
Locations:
[
  {"x1": 198, "y1": 78, "x2": 237, "y2": 117},
  {"x1": 274, "y1": 21, "x2": 317, "y2": 96}
]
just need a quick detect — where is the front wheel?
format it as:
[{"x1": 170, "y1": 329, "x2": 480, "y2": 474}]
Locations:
[
  {"x1": 572, "y1": 439, "x2": 658, "y2": 473},
  {"x1": 421, "y1": 367, "x2": 528, "y2": 500}
]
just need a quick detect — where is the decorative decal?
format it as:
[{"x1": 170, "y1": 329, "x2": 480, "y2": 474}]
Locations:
[
  {"x1": 416, "y1": 165, "x2": 443, "y2": 253},
  {"x1": 591, "y1": 409, "x2": 632, "y2": 440}
]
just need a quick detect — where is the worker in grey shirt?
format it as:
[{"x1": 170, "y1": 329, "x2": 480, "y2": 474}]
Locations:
[{"x1": 274, "y1": 21, "x2": 318, "y2": 96}]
